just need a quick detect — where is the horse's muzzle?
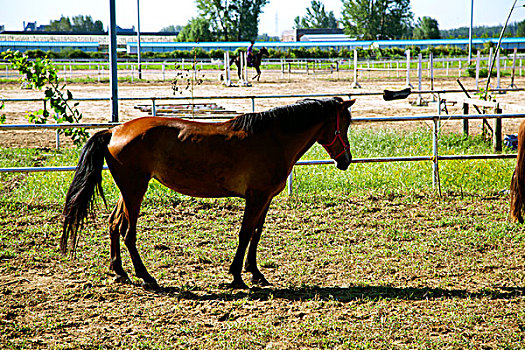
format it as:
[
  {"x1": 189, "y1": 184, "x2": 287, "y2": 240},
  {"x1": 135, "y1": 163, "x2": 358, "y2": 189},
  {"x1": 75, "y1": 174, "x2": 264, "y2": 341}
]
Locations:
[{"x1": 336, "y1": 152, "x2": 351, "y2": 170}]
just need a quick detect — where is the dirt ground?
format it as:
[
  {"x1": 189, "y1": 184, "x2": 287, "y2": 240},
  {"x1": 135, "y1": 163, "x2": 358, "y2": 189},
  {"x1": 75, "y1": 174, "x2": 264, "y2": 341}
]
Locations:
[
  {"x1": 1, "y1": 72, "x2": 525, "y2": 348},
  {"x1": 1, "y1": 194, "x2": 524, "y2": 349},
  {"x1": 2, "y1": 71, "x2": 525, "y2": 148}
]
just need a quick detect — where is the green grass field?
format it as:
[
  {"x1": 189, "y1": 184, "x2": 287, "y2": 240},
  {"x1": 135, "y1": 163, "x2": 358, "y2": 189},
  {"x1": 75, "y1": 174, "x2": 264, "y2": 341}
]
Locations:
[{"x1": 1, "y1": 129, "x2": 524, "y2": 349}]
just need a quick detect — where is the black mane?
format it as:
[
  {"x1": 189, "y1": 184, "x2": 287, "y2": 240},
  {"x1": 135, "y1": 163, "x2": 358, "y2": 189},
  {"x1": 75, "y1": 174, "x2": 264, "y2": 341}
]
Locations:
[{"x1": 229, "y1": 97, "x2": 343, "y2": 134}]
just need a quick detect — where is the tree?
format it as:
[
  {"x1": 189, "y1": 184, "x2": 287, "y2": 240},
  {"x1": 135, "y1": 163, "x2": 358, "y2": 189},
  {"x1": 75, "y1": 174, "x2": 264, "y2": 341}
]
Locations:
[
  {"x1": 46, "y1": 16, "x2": 72, "y2": 32},
  {"x1": 341, "y1": 0, "x2": 413, "y2": 40},
  {"x1": 195, "y1": 0, "x2": 268, "y2": 41},
  {"x1": 71, "y1": 15, "x2": 104, "y2": 32},
  {"x1": 517, "y1": 19, "x2": 525, "y2": 37},
  {"x1": 46, "y1": 15, "x2": 103, "y2": 32},
  {"x1": 160, "y1": 25, "x2": 184, "y2": 33},
  {"x1": 413, "y1": 16, "x2": 440, "y2": 39},
  {"x1": 73, "y1": 15, "x2": 103, "y2": 32},
  {"x1": 294, "y1": 1, "x2": 338, "y2": 29},
  {"x1": 176, "y1": 18, "x2": 213, "y2": 42}
]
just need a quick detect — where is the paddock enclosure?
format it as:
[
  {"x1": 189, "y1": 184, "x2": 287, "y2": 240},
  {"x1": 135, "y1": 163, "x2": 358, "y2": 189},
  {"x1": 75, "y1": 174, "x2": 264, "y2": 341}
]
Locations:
[{"x1": 1, "y1": 64, "x2": 525, "y2": 348}]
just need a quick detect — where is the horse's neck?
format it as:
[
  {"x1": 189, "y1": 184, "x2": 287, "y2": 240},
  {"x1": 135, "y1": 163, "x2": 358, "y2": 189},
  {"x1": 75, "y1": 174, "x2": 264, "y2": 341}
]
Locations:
[{"x1": 271, "y1": 123, "x2": 324, "y2": 165}]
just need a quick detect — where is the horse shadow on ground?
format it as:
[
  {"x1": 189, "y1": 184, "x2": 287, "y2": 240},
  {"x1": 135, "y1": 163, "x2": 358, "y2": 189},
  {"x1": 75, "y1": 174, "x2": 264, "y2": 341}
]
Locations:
[{"x1": 152, "y1": 284, "x2": 524, "y2": 303}]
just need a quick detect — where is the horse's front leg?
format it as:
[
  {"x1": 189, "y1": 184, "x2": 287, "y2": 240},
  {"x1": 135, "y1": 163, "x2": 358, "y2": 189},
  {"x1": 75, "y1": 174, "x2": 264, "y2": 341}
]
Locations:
[
  {"x1": 229, "y1": 196, "x2": 271, "y2": 289},
  {"x1": 252, "y1": 66, "x2": 261, "y2": 81},
  {"x1": 244, "y1": 202, "x2": 271, "y2": 286}
]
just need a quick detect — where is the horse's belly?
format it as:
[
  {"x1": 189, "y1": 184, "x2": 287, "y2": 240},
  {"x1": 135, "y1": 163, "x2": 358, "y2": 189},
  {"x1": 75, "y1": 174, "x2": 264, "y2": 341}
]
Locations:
[{"x1": 153, "y1": 166, "x2": 247, "y2": 198}]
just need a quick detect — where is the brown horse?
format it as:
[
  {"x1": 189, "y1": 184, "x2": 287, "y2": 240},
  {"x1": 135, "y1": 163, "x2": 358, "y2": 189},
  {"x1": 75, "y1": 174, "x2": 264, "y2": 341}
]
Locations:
[
  {"x1": 230, "y1": 47, "x2": 269, "y2": 81},
  {"x1": 62, "y1": 97, "x2": 355, "y2": 289},
  {"x1": 510, "y1": 120, "x2": 525, "y2": 222}
]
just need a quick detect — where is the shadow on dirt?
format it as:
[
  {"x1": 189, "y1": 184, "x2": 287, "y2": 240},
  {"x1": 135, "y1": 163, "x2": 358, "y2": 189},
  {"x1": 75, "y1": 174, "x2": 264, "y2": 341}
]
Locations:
[{"x1": 153, "y1": 284, "x2": 524, "y2": 303}]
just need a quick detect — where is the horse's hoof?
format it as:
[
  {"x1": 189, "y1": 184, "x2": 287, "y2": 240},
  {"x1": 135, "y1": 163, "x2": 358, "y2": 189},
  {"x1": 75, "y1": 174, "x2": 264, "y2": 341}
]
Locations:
[
  {"x1": 229, "y1": 280, "x2": 249, "y2": 290},
  {"x1": 142, "y1": 280, "x2": 160, "y2": 290},
  {"x1": 252, "y1": 276, "x2": 271, "y2": 287},
  {"x1": 114, "y1": 274, "x2": 131, "y2": 284}
]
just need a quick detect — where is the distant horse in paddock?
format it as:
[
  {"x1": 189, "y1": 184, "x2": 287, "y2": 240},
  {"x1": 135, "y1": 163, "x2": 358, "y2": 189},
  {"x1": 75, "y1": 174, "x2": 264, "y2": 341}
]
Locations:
[
  {"x1": 230, "y1": 47, "x2": 269, "y2": 81},
  {"x1": 510, "y1": 120, "x2": 525, "y2": 222},
  {"x1": 62, "y1": 97, "x2": 355, "y2": 289}
]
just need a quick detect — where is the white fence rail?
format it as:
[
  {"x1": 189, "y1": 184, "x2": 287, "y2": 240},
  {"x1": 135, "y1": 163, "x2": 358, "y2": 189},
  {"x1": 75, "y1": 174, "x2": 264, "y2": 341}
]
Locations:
[
  {"x1": 2, "y1": 50, "x2": 524, "y2": 84},
  {"x1": 1, "y1": 96, "x2": 523, "y2": 194}
]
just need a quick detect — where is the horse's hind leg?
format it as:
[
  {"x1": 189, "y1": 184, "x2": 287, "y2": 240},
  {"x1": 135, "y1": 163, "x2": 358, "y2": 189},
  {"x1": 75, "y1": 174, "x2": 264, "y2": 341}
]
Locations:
[
  {"x1": 109, "y1": 197, "x2": 130, "y2": 283},
  {"x1": 122, "y1": 190, "x2": 159, "y2": 288},
  {"x1": 112, "y1": 170, "x2": 158, "y2": 288}
]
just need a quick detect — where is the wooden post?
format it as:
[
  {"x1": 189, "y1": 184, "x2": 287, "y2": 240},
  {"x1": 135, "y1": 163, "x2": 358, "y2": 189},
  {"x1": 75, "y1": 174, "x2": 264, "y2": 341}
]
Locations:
[
  {"x1": 496, "y1": 49, "x2": 501, "y2": 90},
  {"x1": 430, "y1": 52, "x2": 434, "y2": 91},
  {"x1": 475, "y1": 50, "x2": 480, "y2": 90},
  {"x1": 511, "y1": 47, "x2": 518, "y2": 88},
  {"x1": 406, "y1": 49, "x2": 412, "y2": 87},
  {"x1": 417, "y1": 53, "x2": 422, "y2": 91},
  {"x1": 493, "y1": 105, "x2": 502, "y2": 152},
  {"x1": 351, "y1": 49, "x2": 361, "y2": 88},
  {"x1": 462, "y1": 103, "x2": 469, "y2": 137}
]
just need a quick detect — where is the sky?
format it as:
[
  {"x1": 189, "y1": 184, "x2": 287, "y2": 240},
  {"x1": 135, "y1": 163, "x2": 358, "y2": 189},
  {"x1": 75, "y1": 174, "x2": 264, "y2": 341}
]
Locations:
[{"x1": 2, "y1": 0, "x2": 525, "y2": 37}]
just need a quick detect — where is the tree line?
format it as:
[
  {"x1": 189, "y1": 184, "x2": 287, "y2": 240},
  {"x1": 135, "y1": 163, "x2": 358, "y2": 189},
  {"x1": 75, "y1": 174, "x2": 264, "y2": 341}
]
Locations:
[{"x1": 39, "y1": 1, "x2": 525, "y2": 42}]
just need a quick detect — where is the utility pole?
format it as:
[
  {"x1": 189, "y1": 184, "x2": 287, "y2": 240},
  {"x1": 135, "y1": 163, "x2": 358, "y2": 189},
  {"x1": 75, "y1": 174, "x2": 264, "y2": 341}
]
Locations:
[
  {"x1": 468, "y1": 0, "x2": 474, "y2": 62},
  {"x1": 137, "y1": 0, "x2": 142, "y2": 79},
  {"x1": 109, "y1": 0, "x2": 119, "y2": 122}
]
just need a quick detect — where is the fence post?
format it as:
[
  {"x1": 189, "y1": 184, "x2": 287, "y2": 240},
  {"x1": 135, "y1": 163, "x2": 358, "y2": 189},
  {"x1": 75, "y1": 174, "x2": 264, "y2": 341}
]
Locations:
[
  {"x1": 223, "y1": 52, "x2": 231, "y2": 86},
  {"x1": 55, "y1": 113, "x2": 60, "y2": 150},
  {"x1": 496, "y1": 49, "x2": 501, "y2": 90},
  {"x1": 488, "y1": 47, "x2": 493, "y2": 71},
  {"x1": 406, "y1": 49, "x2": 413, "y2": 88},
  {"x1": 287, "y1": 170, "x2": 293, "y2": 195},
  {"x1": 475, "y1": 50, "x2": 480, "y2": 89},
  {"x1": 430, "y1": 52, "x2": 434, "y2": 91},
  {"x1": 418, "y1": 53, "x2": 422, "y2": 91},
  {"x1": 152, "y1": 98, "x2": 157, "y2": 116},
  {"x1": 351, "y1": 49, "x2": 361, "y2": 88},
  {"x1": 433, "y1": 96, "x2": 442, "y2": 195},
  {"x1": 494, "y1": 105, "x2": 502, "y2": 152},
  {"x1": 462, "y1": 103, "x2": 469, "y2": 137},
  {"x1": 511, "y1": 47, "x2": 518, "y2": 88}
]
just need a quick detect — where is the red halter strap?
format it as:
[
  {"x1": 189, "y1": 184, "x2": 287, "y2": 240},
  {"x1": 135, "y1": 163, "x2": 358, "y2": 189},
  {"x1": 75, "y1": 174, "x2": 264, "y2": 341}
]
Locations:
[{"x1": 319, "y1": 110, "x2": 350, "y2": 160}]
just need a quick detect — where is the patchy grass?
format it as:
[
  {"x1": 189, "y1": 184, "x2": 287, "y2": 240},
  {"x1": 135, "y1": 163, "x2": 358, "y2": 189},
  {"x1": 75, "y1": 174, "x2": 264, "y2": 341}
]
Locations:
[
  {"x1": 0, "y1": 130, "x2": 523, "y2": 348},
  {"x1": 0, "y1": 193, "x2": 524, "y2": 349}
]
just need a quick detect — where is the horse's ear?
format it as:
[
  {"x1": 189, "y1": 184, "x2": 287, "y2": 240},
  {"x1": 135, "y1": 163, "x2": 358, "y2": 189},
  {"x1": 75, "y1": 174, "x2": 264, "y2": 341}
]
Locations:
[{"x1": 341, "y1": 99, "x2": 356, "y2": 110}]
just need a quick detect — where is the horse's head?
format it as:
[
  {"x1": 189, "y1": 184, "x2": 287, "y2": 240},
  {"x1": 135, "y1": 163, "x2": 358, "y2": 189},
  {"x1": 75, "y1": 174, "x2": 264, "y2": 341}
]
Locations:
[
  {"x1": 259, "y1": 47, "x2": 269, "y2": 56},
  {"x1": 318, "y1": 99, "x2": 355, "y2": 170}
]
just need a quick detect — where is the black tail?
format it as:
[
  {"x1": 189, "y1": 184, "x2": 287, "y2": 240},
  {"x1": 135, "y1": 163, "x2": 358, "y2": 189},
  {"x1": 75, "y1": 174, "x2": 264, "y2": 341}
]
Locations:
[{"x1": 61, "y1": 129, "x2": 112, "y2": 255}]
